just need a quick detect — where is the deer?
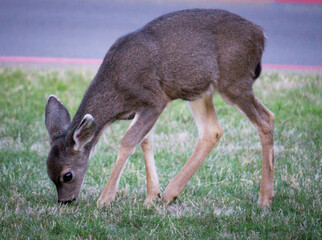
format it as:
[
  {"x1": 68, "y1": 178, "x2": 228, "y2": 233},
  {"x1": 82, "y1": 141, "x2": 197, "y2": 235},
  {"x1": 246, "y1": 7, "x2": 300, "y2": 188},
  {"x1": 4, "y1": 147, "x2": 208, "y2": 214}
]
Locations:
[{"x1": 45, "y1": 9, "x2": 274, "y2": 209}]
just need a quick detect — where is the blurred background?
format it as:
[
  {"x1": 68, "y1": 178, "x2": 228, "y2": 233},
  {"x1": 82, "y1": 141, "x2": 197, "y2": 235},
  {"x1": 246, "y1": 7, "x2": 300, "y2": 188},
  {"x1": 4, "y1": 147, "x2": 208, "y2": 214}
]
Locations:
[{"x1": 0, "y1": 0, "x2": 321, "y2": 67}]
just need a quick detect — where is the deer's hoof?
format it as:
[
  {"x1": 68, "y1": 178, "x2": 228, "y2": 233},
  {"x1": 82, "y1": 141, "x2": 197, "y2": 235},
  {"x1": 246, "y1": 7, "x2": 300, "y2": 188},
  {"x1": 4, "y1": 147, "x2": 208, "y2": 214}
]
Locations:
[
  {"x1": 161, "y1": 191, "x2": 178, "y2": 205},
  {"x1": 143, "y1": 192, "x2": 161, "y2": 206},
  {"x1": 97, "y1": 195, "x2": 115, "y2": 208},
  {"x1": 143, "y1": 198, "x2": 154, "y2": 207},
  {"x1": 258, "y1": 195, "x2": 273, "y2": 209}
]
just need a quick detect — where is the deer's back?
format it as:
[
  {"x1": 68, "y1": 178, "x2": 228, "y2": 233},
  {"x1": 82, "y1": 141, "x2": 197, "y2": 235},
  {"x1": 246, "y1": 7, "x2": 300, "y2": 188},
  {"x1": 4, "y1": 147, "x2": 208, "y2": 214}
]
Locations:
[{"x1": 98, "y1": 9, "x2": 265, "y2": 105}]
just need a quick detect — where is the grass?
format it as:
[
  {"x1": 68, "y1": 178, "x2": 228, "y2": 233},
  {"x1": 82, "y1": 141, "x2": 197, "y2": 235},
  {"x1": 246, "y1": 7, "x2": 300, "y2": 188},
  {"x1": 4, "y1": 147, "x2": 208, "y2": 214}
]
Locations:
[{"x1": 0, "y1": 67, "x2": 321, "y2": 239}]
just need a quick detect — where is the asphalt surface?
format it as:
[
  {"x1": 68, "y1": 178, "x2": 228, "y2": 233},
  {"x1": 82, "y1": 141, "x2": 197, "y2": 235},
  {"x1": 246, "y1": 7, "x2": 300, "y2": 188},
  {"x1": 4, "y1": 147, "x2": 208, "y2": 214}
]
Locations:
[{"x1": 1, "y1": 0, "x2": 321, "y2": 66}]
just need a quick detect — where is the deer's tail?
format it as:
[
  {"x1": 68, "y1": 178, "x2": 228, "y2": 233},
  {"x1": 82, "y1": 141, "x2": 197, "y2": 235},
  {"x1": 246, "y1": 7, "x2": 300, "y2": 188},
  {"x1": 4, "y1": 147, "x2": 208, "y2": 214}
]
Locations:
[{"x1": 253, "y1": 62, "x2": 262, "y2": 80}]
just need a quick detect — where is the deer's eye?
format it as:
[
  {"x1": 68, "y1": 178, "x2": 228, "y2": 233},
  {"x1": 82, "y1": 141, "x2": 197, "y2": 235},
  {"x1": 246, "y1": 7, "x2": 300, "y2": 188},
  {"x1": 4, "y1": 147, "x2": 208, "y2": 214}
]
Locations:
[{"x1": 63, "y1": 172, "x2": 73, "y2": 182}]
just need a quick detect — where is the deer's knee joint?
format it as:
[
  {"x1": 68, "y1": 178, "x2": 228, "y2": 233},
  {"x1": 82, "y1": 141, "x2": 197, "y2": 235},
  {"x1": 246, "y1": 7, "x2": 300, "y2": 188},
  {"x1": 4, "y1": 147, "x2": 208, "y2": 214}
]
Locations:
[
  {"x1": 266, "y1": 110, "x2": 275, "y2": 126},
  {"x1": 261, "y1": 115, "x2": 274, "y2": 135},
  {"x1": 141, "y1": 138, "x2": 152, "y2": 151},
  {"x1": 259, "y1": 123, "x2": 273, "y2": 139},
  {"x1": 212, "y1": 127, "x2": 224, "y2": 142},
  {"x1": 201, "y1": 127, "x2": 224, "y2": 146},
  {"x1": 118, "y1": 142, "x2": 136, "y2": 156},
  {"x1": 216, "y1": 127, "x2": 224, "y2": 140}
]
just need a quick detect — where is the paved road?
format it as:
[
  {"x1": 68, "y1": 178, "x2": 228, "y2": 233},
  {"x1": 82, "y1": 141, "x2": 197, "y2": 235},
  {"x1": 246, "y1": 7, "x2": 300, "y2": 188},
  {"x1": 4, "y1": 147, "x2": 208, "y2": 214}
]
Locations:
[{"x1": 1, "y1": 0, "x2": 321, "y2": 66}]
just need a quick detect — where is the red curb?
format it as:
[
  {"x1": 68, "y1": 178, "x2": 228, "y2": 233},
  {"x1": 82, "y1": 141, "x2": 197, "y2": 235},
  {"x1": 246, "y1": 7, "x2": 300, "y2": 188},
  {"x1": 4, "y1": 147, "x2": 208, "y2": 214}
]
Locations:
[
  {"x1": 0, "y1": 56, "x2": 321, "y2": 71},
  {"x1": 0, "y1": 56, "x2": 102, "y2": 65},
  {"x1": 275, "y1": 0, "x2": 322, "y2": 3}
]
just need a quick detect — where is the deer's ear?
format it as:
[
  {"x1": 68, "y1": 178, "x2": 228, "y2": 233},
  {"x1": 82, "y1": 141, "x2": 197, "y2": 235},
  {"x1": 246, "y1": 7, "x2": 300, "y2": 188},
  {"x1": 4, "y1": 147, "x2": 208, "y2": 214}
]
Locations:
[
  {"x1": 73, "y1": 114, "x2": 96, "y2": 151},
  {"x1": 45, "y1": 95, "x2": 71, "y2": 140}
]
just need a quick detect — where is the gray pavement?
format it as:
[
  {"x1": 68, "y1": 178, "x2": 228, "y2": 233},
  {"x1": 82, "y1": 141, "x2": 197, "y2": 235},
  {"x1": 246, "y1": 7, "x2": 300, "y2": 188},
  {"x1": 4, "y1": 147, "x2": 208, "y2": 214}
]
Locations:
[{"x1": 1, "y1": 0, "x2": 321, "y2": 66}]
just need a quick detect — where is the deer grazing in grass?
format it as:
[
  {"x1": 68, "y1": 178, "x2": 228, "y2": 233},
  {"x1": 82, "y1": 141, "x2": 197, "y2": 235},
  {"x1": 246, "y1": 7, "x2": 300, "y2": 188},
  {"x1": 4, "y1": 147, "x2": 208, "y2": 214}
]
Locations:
[{"x1": 45, "y1": 9, "x2": 274, "y2": 208}]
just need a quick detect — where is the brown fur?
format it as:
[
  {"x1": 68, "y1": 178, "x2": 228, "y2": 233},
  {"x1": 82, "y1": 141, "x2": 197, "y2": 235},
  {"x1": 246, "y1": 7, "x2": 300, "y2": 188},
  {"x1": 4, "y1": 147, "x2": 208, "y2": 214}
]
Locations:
[{"x1": 45, "y1": 9, "x2": 274, "y2": 208}]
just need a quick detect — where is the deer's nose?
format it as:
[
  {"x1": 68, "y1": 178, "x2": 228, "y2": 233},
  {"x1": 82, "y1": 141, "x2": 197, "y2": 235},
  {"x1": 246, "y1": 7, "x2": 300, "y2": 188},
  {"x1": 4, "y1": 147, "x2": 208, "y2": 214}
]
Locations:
[{"x1": 58, "y1": 198, "x2": 76, "y2": 204}]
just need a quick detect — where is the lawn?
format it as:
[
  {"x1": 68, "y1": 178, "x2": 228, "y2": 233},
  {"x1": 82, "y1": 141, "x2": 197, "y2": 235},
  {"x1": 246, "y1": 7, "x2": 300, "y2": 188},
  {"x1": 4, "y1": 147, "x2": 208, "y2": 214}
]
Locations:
[{"x1": 0, "y1": 68, "x2": 320, "y2": 239}]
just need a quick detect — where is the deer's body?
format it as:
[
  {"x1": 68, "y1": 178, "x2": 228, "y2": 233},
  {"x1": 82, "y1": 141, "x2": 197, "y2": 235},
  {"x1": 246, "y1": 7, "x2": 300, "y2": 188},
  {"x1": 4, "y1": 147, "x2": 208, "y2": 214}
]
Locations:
[{"x1": 45, "y1": 9, "x2": 274, "y2": 208}]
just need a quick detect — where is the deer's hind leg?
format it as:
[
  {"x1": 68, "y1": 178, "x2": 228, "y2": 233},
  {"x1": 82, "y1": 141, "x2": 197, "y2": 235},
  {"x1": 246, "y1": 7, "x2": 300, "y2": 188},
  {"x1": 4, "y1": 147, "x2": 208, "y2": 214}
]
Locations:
[
  {"x1": 221, "y1": 88, "x2": 274, "y2": 208},
  {"x1": 162, "y1": 94, "x2": 223, "y2": 204},
  {"x1": 141, "y1": 129, "x2": 160, "y2": 205}
]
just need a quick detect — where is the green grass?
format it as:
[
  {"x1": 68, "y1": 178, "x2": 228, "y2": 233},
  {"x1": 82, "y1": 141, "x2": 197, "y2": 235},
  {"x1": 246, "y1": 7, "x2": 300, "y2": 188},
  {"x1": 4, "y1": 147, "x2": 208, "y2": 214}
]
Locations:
[{"x1": 0, "y1": 68, "x2": 321, "y2": 239}]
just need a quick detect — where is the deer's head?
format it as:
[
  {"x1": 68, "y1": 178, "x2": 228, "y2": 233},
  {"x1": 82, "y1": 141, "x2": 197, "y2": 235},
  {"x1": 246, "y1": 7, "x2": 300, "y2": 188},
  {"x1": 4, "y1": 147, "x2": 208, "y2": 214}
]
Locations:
[{"x1": 45, "y1": 95, "x2": 96, "y2": 203}]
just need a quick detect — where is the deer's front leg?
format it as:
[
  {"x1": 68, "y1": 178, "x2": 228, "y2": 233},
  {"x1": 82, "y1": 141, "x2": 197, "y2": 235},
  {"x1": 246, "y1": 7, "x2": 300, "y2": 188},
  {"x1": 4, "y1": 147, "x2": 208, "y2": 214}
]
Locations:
[
  {"x1": 141, "y1": 129, "x2": 160, "y2": 206},
  {"x1": 97, "y1": 145, "x2": 134, "y2": 207},
  {"x1": 97, "y1": 107, "x2": 164, "y2": 208}
]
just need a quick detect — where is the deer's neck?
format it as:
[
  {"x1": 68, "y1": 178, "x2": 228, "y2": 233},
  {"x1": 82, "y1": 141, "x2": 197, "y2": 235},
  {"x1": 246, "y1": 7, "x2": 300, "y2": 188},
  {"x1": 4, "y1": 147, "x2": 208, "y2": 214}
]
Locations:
[{"x1": 69, "y1": 75, "x2": 120, "y2": 145}]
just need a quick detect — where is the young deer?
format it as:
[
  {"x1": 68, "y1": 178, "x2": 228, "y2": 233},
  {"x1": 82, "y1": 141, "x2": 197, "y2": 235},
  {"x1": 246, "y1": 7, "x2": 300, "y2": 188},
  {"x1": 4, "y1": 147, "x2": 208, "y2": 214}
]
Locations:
[{"x1": 45, "y1": 9, "x2": 274, "y2": 208}]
